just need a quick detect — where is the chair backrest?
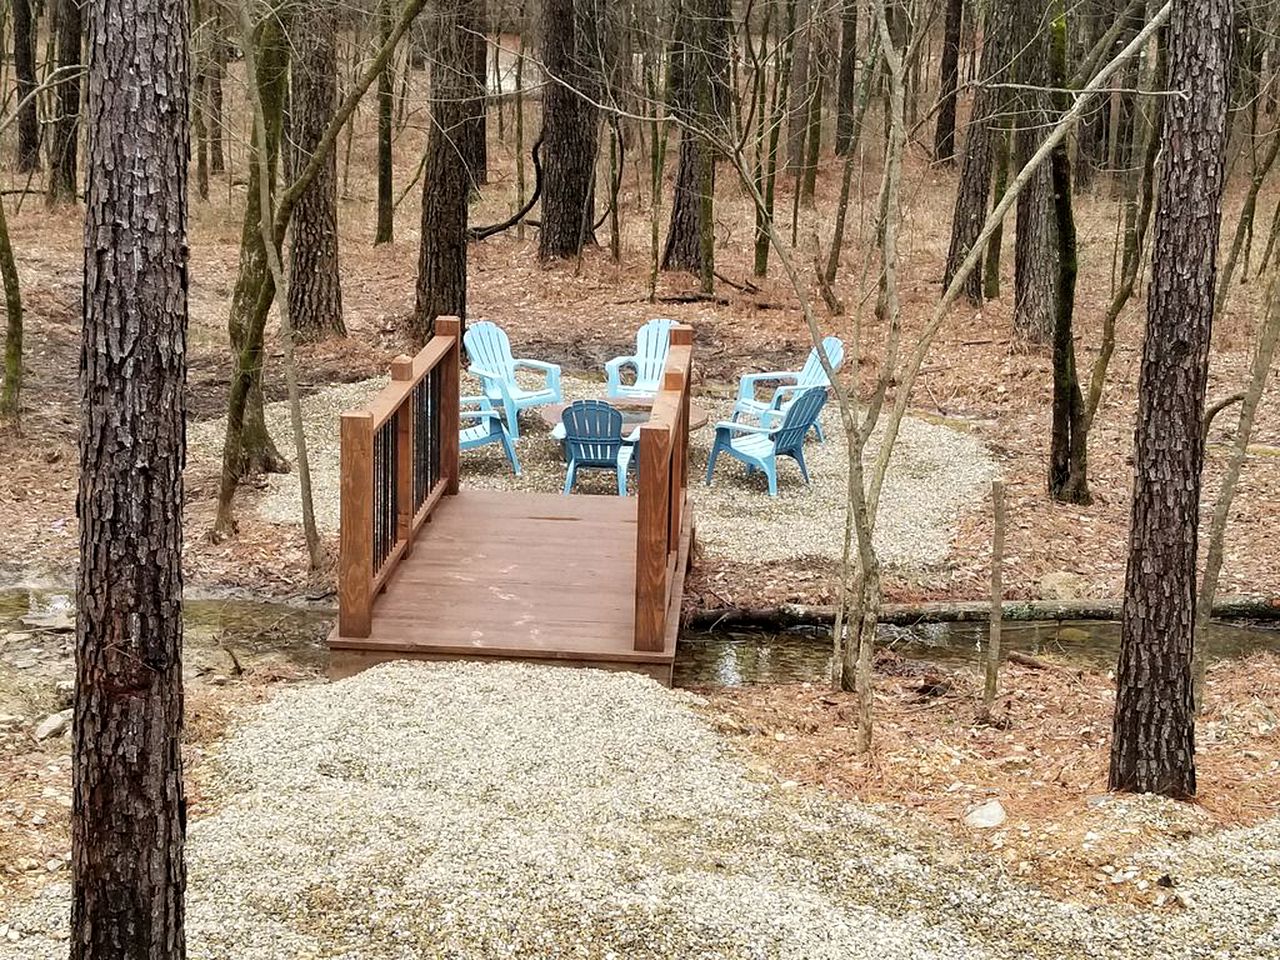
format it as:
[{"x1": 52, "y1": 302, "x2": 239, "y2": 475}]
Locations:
[
  {"x1": 774, "y1": 388, "x2": 828, "y2": 453},
  {"x1": 463, "y1": 321, "x2": 516, "y2": 381},
  {"x1": 798, "y1": 336, "x2": 845, "y2": 387},
  {"x1": 632, "y1": 318, "x2": 677, "y2": 384},
  {"x1": 561, "y1": 400, "x2": 624, "y2": 465}
]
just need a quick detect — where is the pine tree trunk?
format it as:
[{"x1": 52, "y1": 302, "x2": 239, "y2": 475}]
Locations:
[
  {"x1": 943, "y1": 0, "x2": 1013, "y2": 302},
  {"x1": 374, "y1": 0, "x2": 395, "y2": 244},
  {"x1": 1012, "y1": 0, "x2": 1058, "y2": 344},
  {"x1": 934, "y1": 0, "x2": 963, "y2": 162},
  {"x1": 538, "y1": 0, "x2": 600, "y2": 260},
  {"x1": 287, "y1": 3, "x2": 346, "y2": 341},
  {"x1": 461, "y1": 0, "x2": 488, "y2": 186},
  {"x1": 1109, "y1": 0, "x2": 1232, "y2": 799},
  {"x1": 73, "y1": 0, "x2": 189, "y2": 951},
  {"x1": 414, "y1": 0, "x2": 471, "y2": 339},
  {"x1": 47, "y1": 0, "x2": 83, "y2": 203},
  {"x1": 663, "y1": 130, "x2": 706, "y2": 273},
  {"x1": 13, "y1": 0, "x2": 41, "y2": 172},
  {"x1": 834, "y1": 0, "x2": 858, "y2": 155},
  {"x1": 786, "y1": 0, "x2": 812, "y2": 174},
  {"x1": 0, "y1": 197, "x2": 23, "y2": 425}
]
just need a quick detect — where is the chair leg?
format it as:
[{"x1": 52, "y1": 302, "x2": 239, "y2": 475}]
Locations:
[
  {"x1": 501, "y1": 430, "x2": 521, "y2": 476},
  {"x1": 705, "y1": 439, "x2": 723, "y2": 486},
  {"x1": 812, "y1": 420, "x2": 826, "y2": 443},
  {"x1": 794, "y1": 448, "x2": 811, "y2": 485},
  {"x1": 765, "y1": 459, "x2": 778, "y2": 497},
  {"x1": 562, "y1": 461, "x2": 576, "y2": 495},
  {"x1": 616, "y1": 463, "x2": 628, "y2": 496},
  {"x1": 506, "y1": 401, "x2": 521, "y2": 440}
]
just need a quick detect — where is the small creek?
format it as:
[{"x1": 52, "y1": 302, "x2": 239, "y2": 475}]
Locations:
[
  {"x1": 3, "y1": 591, "x2": 1278, "y2": 703},
  {"x1": 674, "y1": 619, "x2": 1280, "y2": 687}
]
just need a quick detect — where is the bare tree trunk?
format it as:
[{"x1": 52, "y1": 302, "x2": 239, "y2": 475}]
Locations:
[
  {"x1": 287, "y1": 0, "x2": 347, "y2": 340},
  {"x1": 538, "y1": 0, "x2": 600, "y2": 260},
  {"x1": 13, "y1": 0, "x2": 40, "y2": 171},
  {"x1": 375, "y1": 0, "x2": 395, "y2": 244},
  {"x1": 834, "y1": 0, "x2": 858, "y2": 155},
  {"x1": 934, "y1": 0, "x2": 962, "y2": 162},
  {"x1": 73, "y1": 0, "x2": 189, "y2": 949},
  {"x1": 1215, "y1": 124, "x2": 1280, "y2": 314},
  {"x1": 47, "y1": 0, "x2": 82, "y2": 204},
  {"x1": 0, "y1": 197, "x2": 23, "y2": 426},
  {"x1": 461, "y1": 0, "x2": 488, "y2": 186},
  {"x1": 414, "y1": 0, "x2": 472, "y2": 339},
  {"x1": 786, "y1": 0, "x2": 812, "y2": 174},
  {"x1": 1109, "y1": 0, "x2": 1232, "y2": 799},
  {"x1": 1047, "y1": 3, "x2": 1089, "y2": 504},
  {"x1": 209, "y1": 7, "x2": 226, "y2": 175},
  {"x1": 1012, "y1": 0, "x2": 1058, "y2": 344},
  {"x1": 943, "y1": 0, "x2": 1013, "y2": 303}
]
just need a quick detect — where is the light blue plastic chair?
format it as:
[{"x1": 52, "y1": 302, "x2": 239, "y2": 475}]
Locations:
[
  {"x1": 706, "y1": 387, "x2": 828, "y2": 497},
  {"x1": 460, "y1": 396, "x2": 521, "y2": 475},
  {"x1": 463, "y1": 320, "x2": 562, "y2": 440},
  {"x1": 605, "y1": 318, "x2": 677, "y2": 399},
  {"x1": 732, "y1": 335, "x2": 843, "y2": 441},
  {"x1": 561, "y1": 400, "x2": 635, "y2": 496}
]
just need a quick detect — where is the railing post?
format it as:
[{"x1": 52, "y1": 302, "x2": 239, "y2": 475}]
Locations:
[
  {"x1": 339, "y1": 410, "x2": 374, "y2": 638},
  {"x1": 391, "y1": 355, "x2": 415, "y2": 555},
  {"x1": 635, "y1": 422, "x2": 670, "y2": 652},
  {"x1": 664, "y1": 368, "x2": 685, "y2": 553},
  {"x1": 436, "y1": 316, "x2": 462, "y2": 495}
]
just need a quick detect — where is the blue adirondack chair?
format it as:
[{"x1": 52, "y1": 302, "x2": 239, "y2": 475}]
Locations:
[
  {"x1": 463, "y1": 320, "x2": 562, "y2": 440},
  {"x1": 706, "y1": 387, "x2": 828, "y2": 497},
  {"x1": 460, "y1": 396, "x2": 521, "y2": 475},
  {"x1": 561, "y1": 400, "x2": 636, "y2": 496},
  {"x1": 605, "y1": 318, "x2": 677, "y2": 399},
  {"x1": 732, "y1": 336, "x2": 844, "y2": 441}
]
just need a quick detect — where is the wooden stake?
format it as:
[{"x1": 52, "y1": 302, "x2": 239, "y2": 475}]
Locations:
[{"x1": 982, "y1": 480, "x2": 1005, "y2": 720}]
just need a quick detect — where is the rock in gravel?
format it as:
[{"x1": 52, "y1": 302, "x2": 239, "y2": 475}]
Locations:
[
  {"x1": 32, "y1": 710, "x2": 70, "y2": 741},
  {"x1": 964, "y1": 799, "x2": 1008, "y2": 829}
]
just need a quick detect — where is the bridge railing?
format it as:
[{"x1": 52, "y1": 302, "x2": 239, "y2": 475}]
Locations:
[
  {"x1": 634, "y1": 324, "x2": 694, "y2": 652},
  {"x1": 338, "y1": 317, "x2": 461, "y2": 637}
]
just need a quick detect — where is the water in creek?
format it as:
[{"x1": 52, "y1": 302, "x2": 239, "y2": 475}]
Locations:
[
  {"x1": 3, "y1": 589, "x2": 1277, "y2": 691},
  {"x1": 672, "y1": 618, "x2": 1280, "y2": 687}
]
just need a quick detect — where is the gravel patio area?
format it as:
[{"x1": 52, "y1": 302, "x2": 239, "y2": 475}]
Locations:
[
  {"x1": 2, "y1": 661, "x2": 1277, "y2": 958},
  {"x1": 190, "y1": 373, "x2": 995, "y2": 570}
]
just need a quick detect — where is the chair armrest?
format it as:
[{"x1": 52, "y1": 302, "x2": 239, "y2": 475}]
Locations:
[
  {"x1": 460, "y1": 394, "x2": 496, "y2": 411},
  {"x1": 714, "y1": 419, "x2": 777, "y2": 436},
  {"x1": 513, "y1": 358, "x2": 562, "y2": 395},
  {"x1": 467, "y1": 367, "x2": 517, "y2": 403},
  {"x1": 737, "y1": 371, "x2": 800, "y2": 403},
  {"x1": 605, "y1": 356, "x2": 637, "y2": 392},
  {"x1": 460, "y1": 410, "x2": 500, "y2": 422}
]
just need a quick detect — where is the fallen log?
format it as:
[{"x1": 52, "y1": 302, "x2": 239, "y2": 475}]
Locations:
[{"x1": 684, "y1": 595, "x2": 1280, "y2": 632}]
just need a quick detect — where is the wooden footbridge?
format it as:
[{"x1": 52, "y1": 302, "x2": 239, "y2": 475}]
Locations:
[{"x1": 329, "y1": 318, "x2": 694, "y2": 684}]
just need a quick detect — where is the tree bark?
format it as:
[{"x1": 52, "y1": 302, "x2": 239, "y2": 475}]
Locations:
[
  {"x1": 414, "y1": 0, "x2": 471, "y2": 339},
  {"x1": 538, "y1": 0, "x2": 601, "y2": 260},
  {"x1": 1109, "y1": 0, "x2": 1232, "y2": 799},
  {"x1": 73, "y1": 0, "x2": 189, "y2": 951},
  {"x1": 934, "y1": 0, "x2": 962, "y2": 162},
  {"x1": 208, "y1": 7, "x2": 226, "y2": 175},
  {"x1": 287, "y1": 1, "x2": 346, "y2": 341},
  {"x1": 1047, "y1": 4, "x2": 1089, "y2": 504},
  {"x1": 1012, "y1": 0, "x2": 1058, "y2": 344},
  {"x1": 375, "y1": 0, "x2": 395, "y2": 244},
  {"x1": 785, "y1": 0, "x2": 812, "y2": 175},
  {"x1": 13, "y1": 0, "x2": 41, "y2": 171},
  {"x1": 0, "y1": 197, "x2": 23, "y2": 425},
  {"x1": 461, "y1": 0, "x2": 488, "y2": 186},
  {"x1": 943, "y1": 0, "x2": 1013, "y2": 303},
  {"x1": 48, "y1": 0, "x2": 83, "y2": 203},
  {"x1": 834, "y1": 0, "x2": 858, "y2": 155}
]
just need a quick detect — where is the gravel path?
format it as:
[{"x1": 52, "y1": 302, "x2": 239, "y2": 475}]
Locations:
[
  {"x1": 3, "y1": 662, "x2": 1277, "y2": 959},
  {"x1": 193, "y1": 375, "x2": 995, "y2": 569}
]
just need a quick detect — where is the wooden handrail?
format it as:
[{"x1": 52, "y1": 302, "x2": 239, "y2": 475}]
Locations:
[
  {"x1": 338, "y1": 316, "x2": 462, "y2": 638},
  {"x1": 634, "y1": 324, "x2": 694, "y2": 652}
]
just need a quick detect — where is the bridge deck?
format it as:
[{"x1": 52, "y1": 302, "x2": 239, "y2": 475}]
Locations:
[{"x1": 330, "y1": 489, "x2": 686, "y2": 683}]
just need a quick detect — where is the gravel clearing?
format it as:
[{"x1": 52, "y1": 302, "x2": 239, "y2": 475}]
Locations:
[
  {"x1": 196, "y1": 375, "x2": 995, "y2": 569},
  {"x1": 4, "y1": 661, "x2": 1278, "y2": 958}
]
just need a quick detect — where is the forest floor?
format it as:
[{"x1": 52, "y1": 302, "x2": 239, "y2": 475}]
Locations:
[{"x1": 1, "y1": 133, "x2": 1278, "y2": 610}]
